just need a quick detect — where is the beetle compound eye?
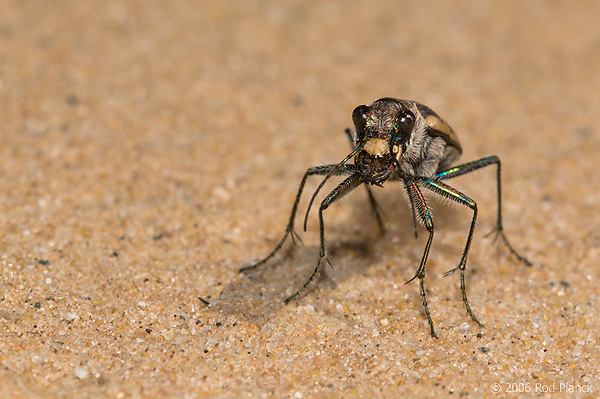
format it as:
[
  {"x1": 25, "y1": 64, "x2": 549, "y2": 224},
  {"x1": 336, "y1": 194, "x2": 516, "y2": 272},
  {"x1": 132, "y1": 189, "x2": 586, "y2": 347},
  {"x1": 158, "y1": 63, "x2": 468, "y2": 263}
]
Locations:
[
  {"x1": 352, "y1": 105, "x2": 370, "y2": 130},
  {"x1": 398, "y1": 110, "x2": 415, "y2": 135}
]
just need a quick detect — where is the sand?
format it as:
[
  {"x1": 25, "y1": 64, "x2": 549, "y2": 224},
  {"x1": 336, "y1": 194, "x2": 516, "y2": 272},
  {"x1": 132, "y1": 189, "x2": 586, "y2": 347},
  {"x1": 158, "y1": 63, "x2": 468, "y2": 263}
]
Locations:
[{"x1": 1, "y1": 1, "x2": 598, "y2": 398}]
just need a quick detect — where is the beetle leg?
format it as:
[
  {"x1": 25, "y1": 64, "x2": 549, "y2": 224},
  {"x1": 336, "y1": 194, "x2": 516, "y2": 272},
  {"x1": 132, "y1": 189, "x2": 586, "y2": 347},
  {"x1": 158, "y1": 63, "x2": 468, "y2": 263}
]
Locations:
[
  {"x1": 421, "y1": 179, "x2": 484, "y2": 328},
  {"x1": 403, "y1": 180, "x2": 419, "y2": 239},
  {"x1": 343, "y1": 127, "x2": 358, "y2": 149},
  {"x1": 403, "y1": 180, "x2": 437, "y2": 338},
  {"x1": 435, "y1": 156, "x2": 532, "y2": 266},
  {"x1": 343, "y1": 128, "x2": 386, "y2": 233},
  {"x1": 365, "y1": 185, "x2": 386, "y2": 234},
  {"x1": 303, "y1": 144, "x2": 364, "y2": 231},
  {"x1": 239, "y1": 164, "x2": 356, "y2": 273},
  {"x1": 284, "y1": 173, "x2": 364, "y2": 304}
]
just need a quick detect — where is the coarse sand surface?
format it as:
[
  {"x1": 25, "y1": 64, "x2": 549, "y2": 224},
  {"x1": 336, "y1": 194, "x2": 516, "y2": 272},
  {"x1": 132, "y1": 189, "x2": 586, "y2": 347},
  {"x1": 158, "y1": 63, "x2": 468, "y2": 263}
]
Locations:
[{"x1": 1, "y1": 1, "x2": 598, "y2": 398}]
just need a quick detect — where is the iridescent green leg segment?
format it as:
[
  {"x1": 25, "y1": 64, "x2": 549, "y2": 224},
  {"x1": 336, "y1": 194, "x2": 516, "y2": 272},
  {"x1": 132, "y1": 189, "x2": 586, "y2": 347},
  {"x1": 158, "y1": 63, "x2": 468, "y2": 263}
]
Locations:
[
  {"x1": 436, "y1": 156, "x2": 531, "y2": 266},
  {"x1": 239, "y1": 164, "x2": 356, "y2": 274},
  {"x1": 421, "y1": 179, "x2": 484, "y2": 328}
]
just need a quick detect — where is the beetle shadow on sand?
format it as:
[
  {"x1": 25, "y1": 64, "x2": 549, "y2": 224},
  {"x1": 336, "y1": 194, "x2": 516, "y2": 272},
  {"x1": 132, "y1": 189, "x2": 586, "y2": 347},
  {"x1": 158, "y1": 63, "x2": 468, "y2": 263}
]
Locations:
[{"x1": 208, "y1": 184, "x2": 472, "y2": 329}]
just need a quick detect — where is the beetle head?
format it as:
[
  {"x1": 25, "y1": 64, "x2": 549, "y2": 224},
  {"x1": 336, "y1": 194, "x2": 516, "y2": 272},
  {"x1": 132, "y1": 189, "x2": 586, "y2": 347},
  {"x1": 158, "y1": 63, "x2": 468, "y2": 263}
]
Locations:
[{"x1": 352, "y1": 98, "x2": 416, "y2": 183}]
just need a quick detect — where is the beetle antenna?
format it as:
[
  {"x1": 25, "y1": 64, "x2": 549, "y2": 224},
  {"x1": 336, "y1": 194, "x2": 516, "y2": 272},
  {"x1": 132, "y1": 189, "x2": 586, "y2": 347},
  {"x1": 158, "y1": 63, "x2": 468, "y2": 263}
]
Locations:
[{"x1": 303, "y1": 142, "x2": 364, "y2": 231}]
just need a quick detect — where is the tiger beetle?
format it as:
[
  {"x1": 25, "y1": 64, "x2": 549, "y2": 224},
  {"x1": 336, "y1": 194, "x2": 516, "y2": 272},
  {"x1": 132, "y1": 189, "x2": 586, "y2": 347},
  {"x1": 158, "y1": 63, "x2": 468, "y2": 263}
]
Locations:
[{"x1": 240, "y1": 97, "x2": 531, "y2": 337}]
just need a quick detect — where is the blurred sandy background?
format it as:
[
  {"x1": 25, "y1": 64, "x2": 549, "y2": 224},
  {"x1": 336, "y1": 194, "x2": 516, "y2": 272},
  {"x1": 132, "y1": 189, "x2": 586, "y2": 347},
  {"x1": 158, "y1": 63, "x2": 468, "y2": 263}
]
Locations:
[{"x1": 1, "y1": 1, "x2": 598, "y2": 398}]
